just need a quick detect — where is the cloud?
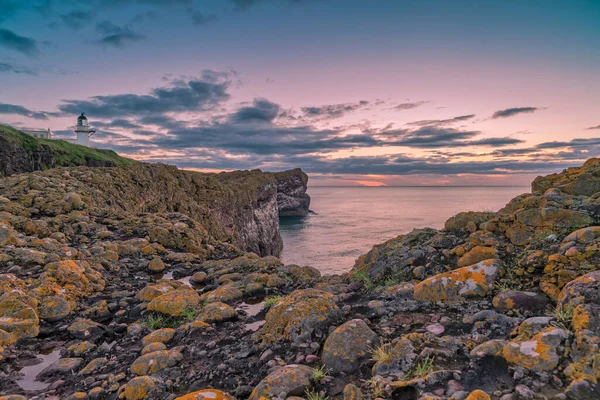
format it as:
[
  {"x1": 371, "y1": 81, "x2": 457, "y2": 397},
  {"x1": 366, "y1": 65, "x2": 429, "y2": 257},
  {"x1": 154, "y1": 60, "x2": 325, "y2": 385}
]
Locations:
[
  {"x1": 0, "y1": 103, "x2": 58, "y2": 120},
  {"x1": 393, "y1": 101, "x2": 428, "y2": 111},
  {"x1": 301, "y1": 101, "x2": 369, "y2": 119},
  {"x1": 191, "y1": 11, "x2": 218, "y2": 26},
  {"x1": 58, "y1": 71, "x2": 232, "y2": 118},
  {"x1": 536, "y1": 137, "x2": 600, "y2": 150},
  {"x1": 61, "y1": 10, "x2": 96, "y2": 30},
  {"x1": 491, "y1": 107, "x2": 538, "y2": 119},
  {"x1": 407, "y1": 114, "x2": 475, "y2": 127},
  {"x1": 468, "y1": 137, "x2": 525, "y2": 147},
  {"x1": 230, "y1": 98, "x2": 280, "y2": 122},
  {"x1": 231, "y1": 0, "x2": 262, "y2": 11},
  {"x1": 586, "y1": 125, "x2": 600, "y2": 130},
  {"x1": 0, "y1": 29, "x2": 40, "y2": 56},
  {"x1": 95, "y1": 21, "x2": 146, "y2": 47},
  {"x1": 0, "y1": 62, "x2": 37, "y2": 75}
]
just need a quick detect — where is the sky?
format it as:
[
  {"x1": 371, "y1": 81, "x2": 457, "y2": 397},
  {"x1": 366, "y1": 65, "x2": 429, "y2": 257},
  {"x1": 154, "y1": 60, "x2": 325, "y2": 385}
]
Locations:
[{"x1": 1, "y1": 0, "x2": 599, "y2": 186}]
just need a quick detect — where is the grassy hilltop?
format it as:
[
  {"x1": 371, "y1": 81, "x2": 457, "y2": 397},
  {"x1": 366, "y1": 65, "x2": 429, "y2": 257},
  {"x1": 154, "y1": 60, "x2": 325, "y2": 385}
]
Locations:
[{"x1": 0, "y1": 125, "x2": 134, "y2": 176}]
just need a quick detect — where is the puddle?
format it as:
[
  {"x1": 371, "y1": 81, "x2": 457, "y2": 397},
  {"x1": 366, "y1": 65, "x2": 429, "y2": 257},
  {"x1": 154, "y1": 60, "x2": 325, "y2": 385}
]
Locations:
[
  {"x1": 177, "y1": 276, "x2": 205, "y2": 290},
  {"x1": 236, "y1": 297, "x2": 265, "y2": 318},
  {"x1": 151, "y1": 271, "x2": 173, "y2": 281},
  {"x1": 245, "y1": 320, "x2": 265, "y2": 332},
  {"x1": 16, "y1": 347, "x2": 61, "y2": 391}
]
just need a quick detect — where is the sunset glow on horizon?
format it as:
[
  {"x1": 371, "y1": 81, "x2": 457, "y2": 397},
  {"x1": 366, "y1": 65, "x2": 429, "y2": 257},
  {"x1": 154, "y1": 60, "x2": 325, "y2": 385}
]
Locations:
[{"x1": 1, "y1": 0, "x2": 599, "y2": 186}]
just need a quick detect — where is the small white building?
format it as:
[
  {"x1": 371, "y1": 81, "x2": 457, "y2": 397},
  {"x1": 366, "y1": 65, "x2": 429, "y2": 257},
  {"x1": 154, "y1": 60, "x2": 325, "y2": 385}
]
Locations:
[
  {"x1": 74, "y1": 113, "x2": 96, "y2": 147},
  {"x1": 21, "y1": 128, "x2": 52, "y2": 139},
  {"x1": 21, "y1": 113, "x2": 97, "y2": 147}
]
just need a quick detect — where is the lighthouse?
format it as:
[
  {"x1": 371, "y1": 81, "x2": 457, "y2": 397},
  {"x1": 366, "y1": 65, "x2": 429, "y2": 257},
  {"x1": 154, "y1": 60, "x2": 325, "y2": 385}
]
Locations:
[{"x1": 74, "y1": 113, "x2": 96, "y2": 147}]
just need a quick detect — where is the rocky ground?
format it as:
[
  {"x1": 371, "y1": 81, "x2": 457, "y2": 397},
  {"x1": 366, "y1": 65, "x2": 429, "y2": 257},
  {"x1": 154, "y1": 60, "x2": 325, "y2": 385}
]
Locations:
[{"x1": 0, "y1": 159, "x2": 599, "y2": 400}]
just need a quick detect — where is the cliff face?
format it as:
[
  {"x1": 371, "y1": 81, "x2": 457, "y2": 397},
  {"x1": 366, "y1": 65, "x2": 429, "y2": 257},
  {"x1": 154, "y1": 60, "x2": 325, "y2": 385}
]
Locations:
[
  {"x1": 0, "y1": 163, "x2": 284, "y2": 256},
  {"x1": 0, "y1": 129, "x2": 56, "y2": 176},
  {"x1": 275, "y1": 168, "x2": 311, "y2": 216}
]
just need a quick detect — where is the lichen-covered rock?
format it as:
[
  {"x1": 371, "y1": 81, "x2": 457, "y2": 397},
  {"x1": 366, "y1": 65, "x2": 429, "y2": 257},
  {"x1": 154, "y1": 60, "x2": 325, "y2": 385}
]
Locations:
[
  {"x1": 542, "y1": 227, "x2": 600, "y2": 297},
  {"x1": 131, "y1": 349, "x2": 183, "y2": 375},
  {"x1": 557, "y1": 270, "x2": 600, "y2": 308},
  {"x1": 196, "y1": 302, "x2": 236, "y2": 323},
  {"x1": 350, "y1": 228, "x2": 460, "y2": 284},
  {"x1": 123, "y1": 376, "x2": 159, "y2": 400},
  {"x1": 372, "y1": 339, "x2": 417, "y2": 376},
  {"x1": 0, "y1": 292, "x2": 39, "y2": 344},
  {"x1": 249, "y1": 364, "x2": 313, "y2": 400},
  {"x1": 322, "y1": 319, "x2": 379, "y2": 374},
  {"x1": 502, "y1": 326, "x2": 568, "y2": 372},
  {"x1": 136, "y1": 281, "x2": 181, "y2": 302},
  {"x1": 147, "y1": 288, "x2": 201, "y2": 317},
  {"x1": 175, "y1": 389, "x2": 235, "y2": 400},
  {"x1": 492, "y1": 291, "x2": 550, "y2": 312},
  {"x1": 142, "y1": 328, "x2": 176, "y2": 345},
  {"x1": 78, "y1": 357, "x2": 107, "y2": 375},
  {"x1": 255, "y1": 288, "x2": 339, "y2": 344},
  {"x1": 532, "y1": 158, "x2": 600, "y2": 196},
  {"x1": 199, "y1": 284, "x2": 243, "y2": 304},
  {"x1": 343, "y1": 384, "x2": 364, "y2": 400},
  {"x1": 35, "y1": 260, "x2": 105, "y2": 303},
  {"x1": 458, "y1": 246, "x2": 498, "y2": 267},
  {"x1": 445, "y1": 211, "x2": 496, "y2": 234},
  {"x1": 37, "y1": 295, "x2": 71, "y2": 321},
  {"x1": 414, "y1": 259, "x2": 502, "y2": 302},
  {"x1": 67, "y1": 318, "x2": 104, "y2": 339},
  {"x1": 465, "y1": 390, "x2": 491, "y2": 400},
  {"x1": 147, "y1": 257, "x2": 165, "y2": 272}
]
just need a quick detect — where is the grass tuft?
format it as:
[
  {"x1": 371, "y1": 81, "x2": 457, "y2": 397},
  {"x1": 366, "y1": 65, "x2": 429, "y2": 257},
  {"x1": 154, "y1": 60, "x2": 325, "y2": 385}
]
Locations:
[
  {"x1": 263, "y1": 296, "x2": 283, "y2": 308},
  {"x1": 311, "y1": 365, "x2": 330, "y2": 382},
  {"x1": 305, "y1": 389, "x2": 328, "y2": 400}
]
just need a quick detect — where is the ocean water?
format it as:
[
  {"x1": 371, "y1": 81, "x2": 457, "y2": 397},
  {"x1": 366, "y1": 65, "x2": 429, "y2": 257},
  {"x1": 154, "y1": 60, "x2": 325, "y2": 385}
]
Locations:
[{"x1": 279, "y1": 186, "x2": 528, "y2": 275}]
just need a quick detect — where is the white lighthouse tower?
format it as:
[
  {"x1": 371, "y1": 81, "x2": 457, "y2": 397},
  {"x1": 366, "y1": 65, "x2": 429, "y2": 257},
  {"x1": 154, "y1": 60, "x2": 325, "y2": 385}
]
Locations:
[{"x1": 74, "y1": 113, "x2": 96, "y2": 147}]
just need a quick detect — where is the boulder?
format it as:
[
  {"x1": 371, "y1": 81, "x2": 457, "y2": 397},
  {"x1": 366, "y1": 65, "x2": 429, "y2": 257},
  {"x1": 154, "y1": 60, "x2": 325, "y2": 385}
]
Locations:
[
  {"x1": 0, "y1": 293, "x2": 39, "y2": 344},
  {"x1": 131, "y1": 350, "x2": 183, "y2": 375},
  {"x1": 175, "y1": 389, "x2": 235, "y2": 400},
  {"x1": 38, "y1": 295, "x2": 71, "y2": 321},
  {"x1": 67, "y1": 318, "x2": 104, "y2": 339},
  {"x1": 123, "y1": 376, "x2": 160, "y2": 400},
  {"x1": 255, "y1": 288, "x2": 339, "y2": 344},
  {"x1": 492, "y1": 291, "x2": 550, "y2": 312},
  {"x1": 249, "y1": 364, "x2": 313, "y2": 400},
  {"x1": 196, "y1": 302, "x2": 236, "y2": 323},
  {"x1": 322, "y1": 319, "x2": 379, "y2": 374},
  {"x1": 142, "y1": 328, "x2": 176, "y2": 345},
  {"x1": 414, "y1": 259, "x2": 502, "y2": 302},
  {"x1": 557, "y1": 270, "x2": 600, "y2": 308},
  {"x1": 147, "y1": 288, "x2": 201, "y2": 317},
  {"x1": 502, "y1": 327, "x2": 568, "y2": 372}
]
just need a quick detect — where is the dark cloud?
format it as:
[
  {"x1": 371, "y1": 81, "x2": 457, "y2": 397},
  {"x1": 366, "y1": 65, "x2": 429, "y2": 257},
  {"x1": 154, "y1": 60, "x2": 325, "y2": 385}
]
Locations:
[
  {"x1": 191, "y1": 11, "x2": 218, "y2": 26},
  {"x1": 468, "y1": 137, "x2": 525, "y2": 147},
  {"x1": 393, "y1": 101, "x2": 428, "y2": 111},
  {"x1": 301, "y1": 101, "x2": 369, "y2": 119},
  {"x1": 230, "y1": 98, "x2": 280, "y2": 123},
  {"x1": 586, "y1": 125, "x2": 600, "y2": 130},
  {"x1": 0, "y1": 62, "x2": 37, "y2": 75},
  {"x1": 95, "y1": 21, "x2": 146, "y2": 47},
  {"x1": 58, "y1": 71, "x2": 231, "y2": 118},
  {"x1": 0, "y1": 103, "x2": 58, "y2": 120},
  {"x1": 536, "y1": 138, "x2": 600, "y2": 150},
  {"x1": 407, "y1": 114, "x2": 475, "y2": 127},
  {"x1": 231, "y1": 0, "x2": 262, "y2": 11},
  {"x1": 491, "y1": 107, "x2": 538, "y2": 119},
  {"x1": 0, "y1": 29, "x2": 40, "y2": 56},
  {"x1": 489, "y1": 148, "x2": 538, "y2": 157},
  {"x1": 93, "y1": 119, "x2": 141, "y2": 129},
  {"x1": 61, "y1": 10, "x2": 96, "y2": 30}
]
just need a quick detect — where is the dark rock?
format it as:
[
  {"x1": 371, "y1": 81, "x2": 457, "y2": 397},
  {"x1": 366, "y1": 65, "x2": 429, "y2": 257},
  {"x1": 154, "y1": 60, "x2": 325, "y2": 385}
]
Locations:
[{"x1": 275, "y1": 168, "x2": 311, "y2": 216}]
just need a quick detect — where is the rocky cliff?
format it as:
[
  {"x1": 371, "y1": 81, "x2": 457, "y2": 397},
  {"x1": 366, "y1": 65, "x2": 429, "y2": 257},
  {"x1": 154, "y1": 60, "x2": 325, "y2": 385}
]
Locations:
[
  {"x1": 275, "y1": 168, "x2": 311, "y2": 216},
  {"x1": 1, "y1": 157, "x2": 600, "y2": 400},
  {"x1": 0, "y1": 125, "x2": 133, "y2": 177}
]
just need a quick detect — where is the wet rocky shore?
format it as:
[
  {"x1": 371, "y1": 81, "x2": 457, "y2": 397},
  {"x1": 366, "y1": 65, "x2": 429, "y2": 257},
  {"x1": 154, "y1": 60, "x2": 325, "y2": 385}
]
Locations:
[{"x1": 0, "y1": 159, "x2": 599, "y2": 400}]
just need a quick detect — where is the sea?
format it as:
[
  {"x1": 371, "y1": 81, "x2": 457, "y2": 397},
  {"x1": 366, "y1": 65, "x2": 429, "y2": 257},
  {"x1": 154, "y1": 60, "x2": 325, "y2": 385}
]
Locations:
[{"x1": 279, "y1": 186, "x2": 529, "y2": 275}]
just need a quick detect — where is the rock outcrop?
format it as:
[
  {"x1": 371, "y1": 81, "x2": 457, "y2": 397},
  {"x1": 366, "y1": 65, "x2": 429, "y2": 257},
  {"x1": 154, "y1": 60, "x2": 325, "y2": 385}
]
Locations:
[
  {"x1": 275, "y1": 168, "x2": 311, "y2": 216},
  {"x1": 2, "y1": 155, "x2": 600, "y2": 400}
]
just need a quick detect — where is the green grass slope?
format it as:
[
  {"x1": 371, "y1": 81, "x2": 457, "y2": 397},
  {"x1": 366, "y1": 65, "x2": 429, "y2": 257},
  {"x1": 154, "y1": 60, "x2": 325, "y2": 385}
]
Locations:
[{"x1": 0, "y1": 125, "x2": 135, "y2": 168}]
